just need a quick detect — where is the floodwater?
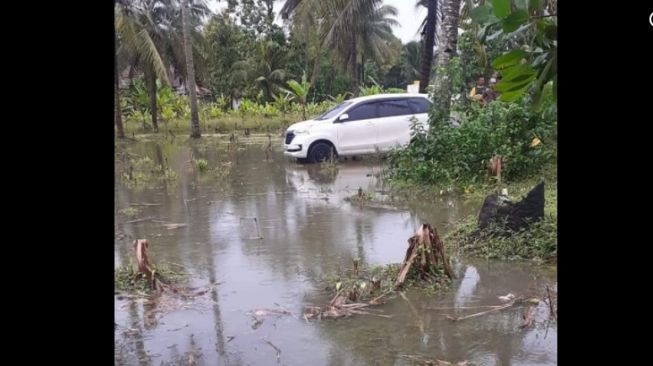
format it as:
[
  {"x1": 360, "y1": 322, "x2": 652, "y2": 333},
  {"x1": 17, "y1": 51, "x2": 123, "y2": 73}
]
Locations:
[{"x1": 115, "y1": 135, "x2": 557, "y2": 365}]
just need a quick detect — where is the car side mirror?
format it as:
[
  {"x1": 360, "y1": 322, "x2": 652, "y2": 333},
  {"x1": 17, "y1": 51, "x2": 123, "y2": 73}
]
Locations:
[{"x1": 337, "y1": 113, "x2": 349, "y2": 122}]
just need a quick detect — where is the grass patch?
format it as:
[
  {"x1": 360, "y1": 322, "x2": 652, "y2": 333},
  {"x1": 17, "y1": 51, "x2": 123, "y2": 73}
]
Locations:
[
  {"x1": 118, "y1": 207, "x2": 140, "y2": 218},
  {"x1": 446, "y1": 214, "x2": 557, "y2": 263},
  {"x1": 345, "y1": 189, "x2": 375, "y2": 203},
  {"x1": 123, "y1": 114, "x2": 304, "y2": 136},
  {"x1": 321, "y1": 261, "x2": 452, "y2": 301},
  {"x1": 443, "y1": 170, "x2": 557, "y2": 263},
  {"x1": 115, "y1": 264, "x2": 187, "y2": 294}
]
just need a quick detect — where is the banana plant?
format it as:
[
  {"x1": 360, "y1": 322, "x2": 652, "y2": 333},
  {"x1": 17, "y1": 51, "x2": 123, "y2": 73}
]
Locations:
[
  {"x1": 328, "y1": 92, "x2": 353, "y2": 104},
  {"x1": 281, "y1": 72, "x2": 311, "y2": 120}
]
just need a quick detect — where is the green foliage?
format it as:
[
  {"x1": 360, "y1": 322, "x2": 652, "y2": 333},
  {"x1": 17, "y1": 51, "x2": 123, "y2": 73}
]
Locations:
[
  {"x1": 194, "y1": 158, "x2": 209, "y2": 172},
  {"x1": 359, "y1": 84, "x2": 383, "y2": 96},
  {"x1": 272, "y1": 92, "x2": 292, "y2": 115},
  {"x1": 129, "y1": 78, "x2": 150, "y2": 111},
  {"x1": 359, "y1": 76, "x2": 401, "y2": 96},
  {"x1": 115, "y1": 264, "x2": 185, "y2": 293},
  {"x1": 388, "y1": 96, "x2": 556, "y2": 186},
  {"x1": 470, "y1": 0, "x2": 557, "y2": 105},
  {"x1": 328, "y1": 92, "x2": 353, "y2": 104}
]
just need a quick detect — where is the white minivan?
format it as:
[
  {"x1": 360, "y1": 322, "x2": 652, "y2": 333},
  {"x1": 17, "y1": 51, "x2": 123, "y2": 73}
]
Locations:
[{"x1": 283, "y1": 93, "x2": 432, "y2": 163}]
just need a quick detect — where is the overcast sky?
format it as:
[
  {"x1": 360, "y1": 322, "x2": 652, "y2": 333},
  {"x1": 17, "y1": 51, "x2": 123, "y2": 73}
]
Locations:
[{"x1": 207, "y1": 0, "x2": 426, "y2": 44}]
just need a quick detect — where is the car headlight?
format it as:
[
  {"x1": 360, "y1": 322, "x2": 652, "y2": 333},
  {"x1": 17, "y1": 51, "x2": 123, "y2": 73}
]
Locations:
[{"x1": 293, "y1": 129, "x2": 310, "y2": 135}]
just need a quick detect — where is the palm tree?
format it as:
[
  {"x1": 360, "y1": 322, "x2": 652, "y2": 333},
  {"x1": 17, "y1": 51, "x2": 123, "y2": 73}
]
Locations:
[
  {"x1": 359, "y1": 5, "x2": 400, "y2": 83},
  {"x1": 432, "y1": 0, "x2": 462, "y2": 124},
  {"x1": 115, "y1": 37, "x2": 126, "y2": 139},
  {"x1": 280, "y1": 0, "x2": 304, "y2": 20},
  {"x1": 115, "y1": 1, "x2": 170, "y2": 133},
  {"x1": 418, "y1": 0, "x2": 440, "y2": 93},
  {"x1": 282, "y1": 72, "x2": 311, "y2": 120},
  {"x1": 283, "y1": 0, "x2": 397, "y2": 95},
  {"x1": 116, "y1": 1, "x2": 210, "y2": 134},
  {"x1": 180, "y1": 0, "x2": 201, "y2": 138},
  {"x1": 286, "y1": 1, "x2": 323, "y2": 88},
  {"x1": 232, "y1": 40, "x2": 287, "y2": 103},
  {"x1": 321, "y1": 0, "x2": 394, "y2": 95},
  {"x1": 401, "y1": 41, "x2": 423, "y2": 83},
  {"x1": 154, "y1": 0, "x2": 211, "y2": 89}
]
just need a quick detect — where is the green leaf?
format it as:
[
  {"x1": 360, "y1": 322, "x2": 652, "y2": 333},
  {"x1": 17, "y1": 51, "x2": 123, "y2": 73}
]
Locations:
[
  {"x1": 470, "y1": 5, "x2": 493, "y2": 24},
  {"x1": 500, "y1": 62, "x2": 535, "y2": 81},
  {"x1": 492, "y1": 0, "x2": 510, "y2": 19},
  {"x1": 502, "y1": 10, "x2": 529, "y2": 33},
  {"x1": 495, "y1": 74, "x2": 536, "y2": 92},
  {"x1": 499, "y1": 88, "x2": 529, "y2": 102},
  {"x1": 492, "y1": 50, "x2": 528, "y2": 69}
]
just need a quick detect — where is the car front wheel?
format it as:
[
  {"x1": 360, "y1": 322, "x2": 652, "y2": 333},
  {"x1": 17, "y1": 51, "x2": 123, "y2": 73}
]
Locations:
[{"x1": 308, "y1": 142, "x2": 334, "y2": 163}]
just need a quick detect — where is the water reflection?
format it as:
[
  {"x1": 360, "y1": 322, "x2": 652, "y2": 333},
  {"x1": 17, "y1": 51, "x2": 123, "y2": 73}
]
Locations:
[{"x1": 454, "y1": 266, "x2": 481, "y2": 308}]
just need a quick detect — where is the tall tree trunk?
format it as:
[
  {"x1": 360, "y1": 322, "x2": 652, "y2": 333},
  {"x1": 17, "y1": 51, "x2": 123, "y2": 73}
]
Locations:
[
  {"x1": 265, "y1": 0, "x2": 274, "y2": 28},
  {"x1": 360, "y1": 54, "x2": 365, "y2": 86},
  {"x1": 350, "y1": 34, "x2": 359, "y2": 96},
  {"x1": 115, "y1": 54, "x2": 125, "y2": 139},
  {"x1": 419, "y1": 0, "x2": 438, "y2": 93},
  {"x1": 309, "y1": 44, "x2": 322, "y2": 88},
  {"x1": 181, "y1": 0, "x2": 201, "y2": 138},
  {"x1": 432, "y1": 0, "x2": 461, "y2": 125},
  {"x1": 145, "y1": 68, "x2": 159, "y2": 132}
]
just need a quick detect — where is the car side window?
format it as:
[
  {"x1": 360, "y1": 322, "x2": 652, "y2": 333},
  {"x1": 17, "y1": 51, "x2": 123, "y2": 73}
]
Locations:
[
  {"x1": 378, "y1": 100, "x2": 413, "y2": 117},
  {"x1": 346, "y1": 102, "x2": 378, "y2": 121},
  {"x1": 408, "y1": 98, "x2": 431, "y2": 114}
]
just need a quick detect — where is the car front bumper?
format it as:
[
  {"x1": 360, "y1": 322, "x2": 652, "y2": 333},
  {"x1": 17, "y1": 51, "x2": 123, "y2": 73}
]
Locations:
[{"x1": 283, "y1": 131, "x2": 310, "y2": 158}]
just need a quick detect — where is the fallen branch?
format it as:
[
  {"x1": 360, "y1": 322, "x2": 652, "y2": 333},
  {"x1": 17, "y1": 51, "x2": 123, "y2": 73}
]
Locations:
[
  {"x1": 446, "y1": 301, "x2": 516, "y2": 321},
  {"x1": 124, "y1": 216, "x2": 154, "y2": 224},
  {"x1": 163, "y1": 223, "x2": 187, "y2": 230},
  {"x1": 398, "y1": 354, "x2": 468, "y2": 366},
  {"x1": 130, "y1": 203, "x2": 162, "y2": 206},
  {"x1": 262, "y1": 337, "x2": 281, "y2": 363},
  {"x1": 369, "y1": 289, "x2": 393, "y2": 305},
  {"x1": 546, "y1": 286, "x2": 557, "y2": 321},
  {"x1": 395, "y1": 246, "x2": 418, "y2": 287},
  {"x1": 164, "y1": 261, "x2": 188, "y2": 270},
  {"x1": 347, "y1": 309, "x2": 392, "y2": 318},
  {"x1": 254, "y1": 309, "x2": 293, "y2": 317},
  {"x1": 425, "y1": 305, "x2": 506, "y2": 311}
]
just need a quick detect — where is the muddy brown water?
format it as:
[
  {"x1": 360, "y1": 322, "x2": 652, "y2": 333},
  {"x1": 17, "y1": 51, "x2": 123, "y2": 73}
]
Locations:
[{"x1": 115, "y1": 135, "x2": 556, "y2": 365}]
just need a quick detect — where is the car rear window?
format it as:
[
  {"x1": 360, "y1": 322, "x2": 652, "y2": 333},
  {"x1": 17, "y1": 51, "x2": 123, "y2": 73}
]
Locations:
[
  {"x1": 378, "y1": 99, "x2": 413, "y2": 117},
  {"x1": 408, "y1": 98, "x2": 431, "y2": 114}
]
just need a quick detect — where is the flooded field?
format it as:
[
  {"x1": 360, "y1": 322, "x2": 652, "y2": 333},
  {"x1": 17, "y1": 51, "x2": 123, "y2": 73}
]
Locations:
[{"x1": 115, "y1": 135, "x2": 556, "y2": 365}]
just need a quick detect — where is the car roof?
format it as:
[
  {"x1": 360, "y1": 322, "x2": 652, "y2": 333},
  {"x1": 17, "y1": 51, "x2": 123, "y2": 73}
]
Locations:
[{"x1": 346, "y1": 93, "x2": 430, "y2": 104}]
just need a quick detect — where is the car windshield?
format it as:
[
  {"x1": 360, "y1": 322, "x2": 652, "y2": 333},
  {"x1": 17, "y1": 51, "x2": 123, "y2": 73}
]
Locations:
[{"x1": 315, "y1": 101, "x2": 353, "y2": 120}]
